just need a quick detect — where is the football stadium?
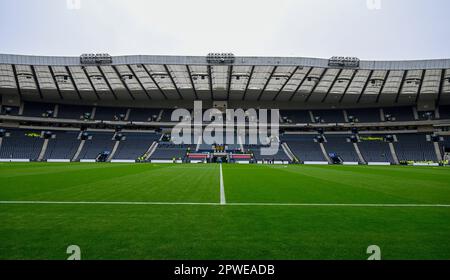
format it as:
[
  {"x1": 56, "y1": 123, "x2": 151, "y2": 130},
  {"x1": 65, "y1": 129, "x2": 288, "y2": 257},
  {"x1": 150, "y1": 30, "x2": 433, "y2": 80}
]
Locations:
[
  {"x1": 0, "y1": 0, "x2": 450, "y2": 266},
  {"x1": 1, "y1": 53, "x2": 450, "y2": 260}
]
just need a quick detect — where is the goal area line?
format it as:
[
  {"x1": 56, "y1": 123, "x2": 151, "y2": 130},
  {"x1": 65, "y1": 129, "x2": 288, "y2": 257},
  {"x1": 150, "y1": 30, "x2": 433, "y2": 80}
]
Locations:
[{"x1": 1, "y1": 201, "x2": 450, "y2": 208}]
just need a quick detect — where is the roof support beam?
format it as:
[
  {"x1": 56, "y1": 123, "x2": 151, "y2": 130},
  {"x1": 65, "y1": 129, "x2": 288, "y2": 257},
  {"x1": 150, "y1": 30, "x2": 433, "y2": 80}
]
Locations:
[
  {"x1": 305, "y1": 68, "x2": 327, "y2": 103},
  {"x1": 81, "y1": 66, "x2": 100, "y2": 101},
  {"x1": 207, "y1": 65, "x2": 213, "y2": 100},
  {"x1": 127, "y1": 65, "x2": 152, "y2": 100},
  {"x1": 30, "y1": 66, "x2": 43, "y2": 100},
  {"x1": 112, "y1": 65, "x2": 135, "y2": 100},
  {"x1": 142, "y1": 64, "x2": 167, "y2": 100},
  {"x1": 272, "y1": 66, "x2": 299, "y2": 101},
  {"x1": 257, "y1": 66, "x2": 277, "y2": 101},
  {"x1": 226, "y1": 65, "x2": 233, "y2": 100},
  {"x1": 376, "y1": 70, "x2": 390, "y2": 103},
  {"x1": 164, "y1": 64, "x2": 183, "y2": 100},
  {"x1": 97, "y1": 66, "x2": 118, "y2": 100},
  {"x1": 186, "y1": 65, "x2": 198, "y2": 100},
  {"x1": 321, "y1": 69, "x2": 343, "y2": 103},
  {"x1": 437, "y1": 69, "x2": 446, "y2": 104},
  {"x1": 415, "y1": 69, "x2": 427, "y2": 103},
  {"x1": 288, "y1": 67, "x2": 313, "y2": 101},
  {"x1": 394, "y1": 71, "x2": 407, "y2": 103},
  {"x1": 48, "y1": 66, "x2": 64, "y2": 100},
  {"x1": 65, "y1": 66, "x2": 82, "y2": 100},
  {"x1": 356, "y1": 70, "x2": 374, "y2": 104},
  {"x1": 339, "y1": 70, "x2": 357, "y2": 103},
  {"x1": 242, "y1": 66, "x2": 255, "y2": 101},
  {"x1": 11, "y1": 65, "x2": 23, "y2": 100}
]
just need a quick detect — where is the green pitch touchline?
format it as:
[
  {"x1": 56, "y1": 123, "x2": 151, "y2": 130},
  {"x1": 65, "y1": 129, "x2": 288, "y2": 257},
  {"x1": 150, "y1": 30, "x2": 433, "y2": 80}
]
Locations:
[{"x1": 1, "y1": 201, "x2": 450, "y2": 208}]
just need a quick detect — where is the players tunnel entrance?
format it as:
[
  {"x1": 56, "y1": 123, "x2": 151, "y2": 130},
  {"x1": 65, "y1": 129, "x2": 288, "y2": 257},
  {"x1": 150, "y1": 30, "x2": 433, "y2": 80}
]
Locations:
[{"x1": 212, "y1": 155, "x2": 228, "y2": 163}]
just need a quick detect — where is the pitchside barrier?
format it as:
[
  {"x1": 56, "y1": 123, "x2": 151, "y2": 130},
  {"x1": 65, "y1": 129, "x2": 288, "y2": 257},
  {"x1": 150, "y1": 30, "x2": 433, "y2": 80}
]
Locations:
[
  {"x1": 0, "y1": 159, "x2": 30, "y2": 162},
  {"x1": 413, "y1": 163, "x2": 439, "y2": 166},
  {"x1": 189, "y1": 160, "x2": 205, "y2": 164},
  {"x1": 110, "y1": 160, "x2": 136, "y2": 163},
  {"x1": 79, "y1": 159, "x2": 96, "y2": 163},
  {"x1": 257, "y1": 161, "x2": 289, "y2": 165},
  {"x1": 46, "y1": 159, "x2": 71, "y2": 163},
  {"x1": 150, "y1": 160, "x2": 183, "y2": 164},
  {"x1": 303, "y1": 161, "x2": 329, "y2": 165}
]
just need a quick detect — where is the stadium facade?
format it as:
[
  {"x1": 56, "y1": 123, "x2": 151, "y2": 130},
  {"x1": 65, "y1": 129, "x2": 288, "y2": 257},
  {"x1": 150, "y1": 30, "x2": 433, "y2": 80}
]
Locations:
[{"x1": 0, "y1": 53, "x2": 449, "y2": 165}]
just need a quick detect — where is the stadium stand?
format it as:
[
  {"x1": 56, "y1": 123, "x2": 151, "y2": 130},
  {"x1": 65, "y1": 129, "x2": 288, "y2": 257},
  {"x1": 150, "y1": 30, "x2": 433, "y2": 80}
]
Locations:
[
  {"x1": 440, "y1": 106, "x2": 450, "y2": 119},
  {"x1": 280, "y1": 110, "x2": 311, "y2": 123},
  {"x1": 418, "y1": 110, "x2": 436, "y2": 120},
  {"x1": 313, "y1": 110, "x2": 345, "y2": 123},
  {"x1": 94, "y1": 106, "x2": 128, "y2": 121},
  {"x1": 0, "y1": 129, "x2": 44, "y2": 160},
  {"x1": 113, "y1": 132, "x2": 159, "y2": 160},
  {"x1": 44, "y1": 131, "x2": 80, "y2": 160},
  {"x1": 383, "y1": 106, "x2": 414, "y2": 122},
  {"x1": 78, "y1": 132, "x2": 115, "y2": 160},
  {"x1": 281, "y1": 134, "x2": 326, "y2": 162},
  {"x1": 357, "y1": 136, "x2": 394, "y2": 163},
  {"x1": 159, "y1": 109, "x2": 174, "y2": 122},
  {"x1": 128, "y1": 108, "x2": 161, "y2": 122},
  {"x1": 323, "y1": 134, "x2": 360, "y2": 162},
  {"x1": 23, "y1": 102, "x2": 55, "y2": 117},
  {"x1": 1, "y1": 53, "x2": 450, "y2": 165},
  {"x1": 250, "y1": 146, "x2": 290, "y2": 162},
  {"x1": 150, "y1": 143, "x2": 194, "y2": 160},
  {"x1": 58, "y1": 104, "x2": 93, "y2": 120},
  {"x1": 346, "y1": 108, "x2": 381, "y2": 123},
  {"x1": 1, "y1": 105, "x2": 20, "y2": 116},
  {"x1": 394, "y1": 134, "x2": 437, "y2": 162},
  {"x1": 443, "y1": 136, "x2": 450, "y2": 157}
]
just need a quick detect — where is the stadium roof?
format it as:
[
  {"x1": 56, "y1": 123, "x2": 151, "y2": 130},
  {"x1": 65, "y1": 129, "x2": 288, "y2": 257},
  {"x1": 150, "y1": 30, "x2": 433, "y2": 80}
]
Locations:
[{"x1": 1, "y1": 53, "x2": 450, "y2": 107}]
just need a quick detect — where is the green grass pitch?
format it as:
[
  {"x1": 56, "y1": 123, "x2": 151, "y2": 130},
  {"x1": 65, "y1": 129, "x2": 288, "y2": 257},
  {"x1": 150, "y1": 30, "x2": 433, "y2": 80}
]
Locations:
[{"x1": 1, "y1": 163, "x2": 450, "y2": 260}]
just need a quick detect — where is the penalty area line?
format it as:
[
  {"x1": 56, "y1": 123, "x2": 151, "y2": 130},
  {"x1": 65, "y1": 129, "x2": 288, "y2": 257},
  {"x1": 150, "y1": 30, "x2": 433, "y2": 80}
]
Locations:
[{"x1": 0, "y1": 201, "x2": 450, "y2": 208}]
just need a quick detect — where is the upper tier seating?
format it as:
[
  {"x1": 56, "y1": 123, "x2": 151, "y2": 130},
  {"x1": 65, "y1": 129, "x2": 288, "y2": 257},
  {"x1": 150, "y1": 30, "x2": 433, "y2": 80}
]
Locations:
[
  {"x1": 383, "y1": 106, "x2": 414, "y2": 122},
  {"x1": 1, "y1": 105, "x2": 20, "y2": 116},
  {"x1": 23, "y1": 102, "x2": 55, "y2": 117},
  {"x1": 159, "y1": 109, "x2": 175, "y2": 122},
  {"x1": 346, "y1": 108, "x2": 381, "y2": 123},
  {"x1": 280, "y1": 110, "x2": 311, "y2": 123},
  {"x1": 58, "y1": 104, "x2": 93, "y2": 119},
  {"x1": 94, "y1": 107, "x2": 128, "y2": 121},
  {"x1": 313, "y1": 110, "x2": 345, "y2": 123},
  {"x1": 128, "y1": 108, "x2": 161, "y2": 122},
  {"x1": 440, "y1": 106, "x2": 450, "y2": 119}
]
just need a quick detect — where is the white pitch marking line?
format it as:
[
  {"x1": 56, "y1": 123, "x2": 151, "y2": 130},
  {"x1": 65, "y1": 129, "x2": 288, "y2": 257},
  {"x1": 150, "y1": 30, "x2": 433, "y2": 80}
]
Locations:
[
  {"x1": 0, "y1": 201, "x2": 219, "y2": 206},
  {"x1": 1, "y1": 201, "x2": 450, "y2": 208},
  {"x1": 219, "y1": 163, "x2": 226, "y2": 205}
]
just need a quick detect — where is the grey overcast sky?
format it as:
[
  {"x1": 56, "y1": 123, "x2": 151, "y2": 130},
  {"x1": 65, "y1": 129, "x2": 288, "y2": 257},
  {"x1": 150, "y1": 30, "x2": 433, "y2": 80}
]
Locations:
[{"x1": 0, "y1": 0, "x2": 449, "y2": 60}]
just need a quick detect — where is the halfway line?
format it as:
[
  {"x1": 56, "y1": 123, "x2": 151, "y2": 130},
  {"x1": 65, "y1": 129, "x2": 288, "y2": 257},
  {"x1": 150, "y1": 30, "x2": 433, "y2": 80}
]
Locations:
[{"x1": 1, "y1": 201, "x2": 450, "y2": 208}]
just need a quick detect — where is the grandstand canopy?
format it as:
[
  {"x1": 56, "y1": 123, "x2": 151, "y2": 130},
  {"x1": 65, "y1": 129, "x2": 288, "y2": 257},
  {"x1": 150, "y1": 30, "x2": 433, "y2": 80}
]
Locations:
[{"x1": 1, "y1": 53, "x2": 450, "y2": 108}]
